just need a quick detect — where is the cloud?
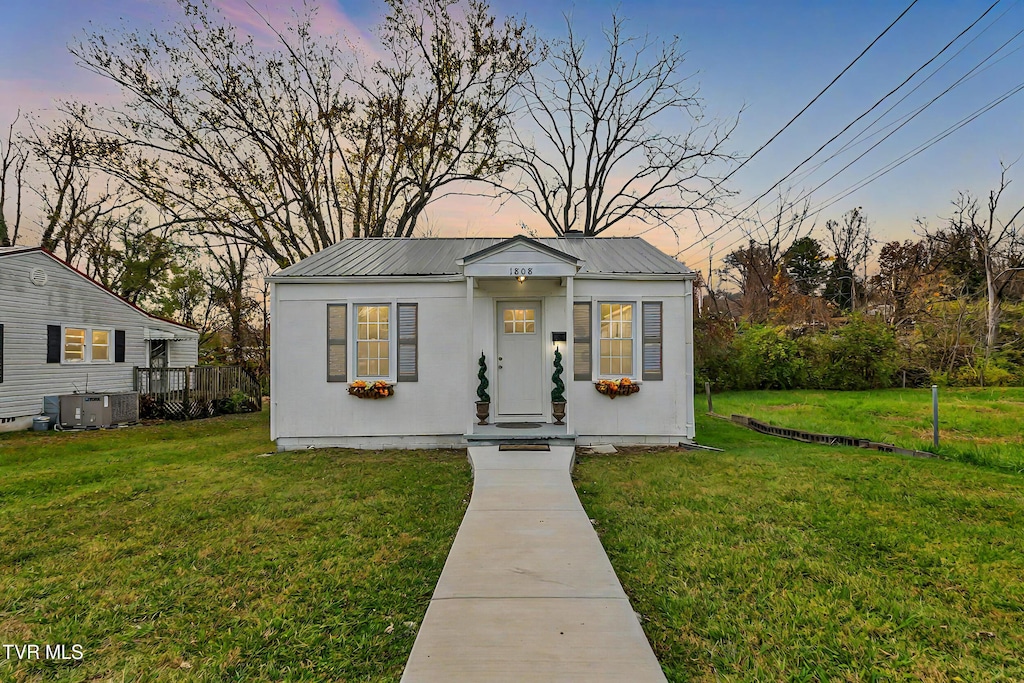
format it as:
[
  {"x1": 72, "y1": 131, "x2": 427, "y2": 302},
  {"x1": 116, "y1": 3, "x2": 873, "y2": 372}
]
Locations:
[{"x1": 208, "y1": 0, "x2": 375, "y2": 48}]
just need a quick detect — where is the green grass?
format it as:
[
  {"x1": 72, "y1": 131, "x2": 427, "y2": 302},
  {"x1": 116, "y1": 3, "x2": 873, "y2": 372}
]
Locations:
[
  {"x1": 709, "y1": 387, "x2": 1024, "y2": 472},
  {"x1": 0, "y1": 411, "x2": 472, "y2": 682},
  {"x1": 576, "y1": 413, "x2": 1024, "y2": 682}
]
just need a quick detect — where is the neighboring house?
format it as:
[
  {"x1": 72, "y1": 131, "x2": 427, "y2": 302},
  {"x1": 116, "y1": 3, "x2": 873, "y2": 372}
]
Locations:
[
  {"x1": 269, "y1": 235, "x2": 696, "y2": 450},
  {"x1": 0, "y1": 246, "x2": 199, "y2": 431}
]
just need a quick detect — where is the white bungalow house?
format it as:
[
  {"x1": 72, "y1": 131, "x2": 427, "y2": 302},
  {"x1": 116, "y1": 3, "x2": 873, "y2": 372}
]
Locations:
[
  {"x1": 268, "y1": 235, "x2": 696, "y2": 450},
  {"x1": 0, "y1": 246, "x2": 199, "y2": 431}
]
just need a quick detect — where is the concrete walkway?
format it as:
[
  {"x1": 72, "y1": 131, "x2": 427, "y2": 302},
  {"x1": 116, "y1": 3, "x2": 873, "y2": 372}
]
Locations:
[{"x1": 401, "y1": 445, "x2": 666, "y2": 682}]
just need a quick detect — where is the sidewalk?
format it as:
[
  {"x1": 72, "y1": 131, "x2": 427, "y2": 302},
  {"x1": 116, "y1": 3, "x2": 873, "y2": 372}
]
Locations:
[{"x1": 401, "y1": 445, "x2": 666, "y2": 682}]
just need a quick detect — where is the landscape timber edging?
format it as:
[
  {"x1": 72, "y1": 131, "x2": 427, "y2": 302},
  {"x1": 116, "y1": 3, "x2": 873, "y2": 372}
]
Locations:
[{"x1": 725, "y1": 414, "x2": 941, "y2": 460}]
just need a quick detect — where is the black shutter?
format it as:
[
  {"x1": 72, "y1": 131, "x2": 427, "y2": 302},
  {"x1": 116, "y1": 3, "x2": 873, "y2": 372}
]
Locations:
[
  {"x1": 642, "y1": 302, "x2": 663, "y2": 381},
  {"x1": 573, "y1": 302, "x2": 591, "y2": 380},
  {"x1": 327, "y1": 304, "x2": 347, "y2": 382},
  {"x1": 114, "y1": 330, "x2": 126, "y2": 363},
  {"x1": 397, "y1": 303, "x2": 418, "y2": 382},
  {"x1": 0, "y1": 324, "x2": 4, "y2": 383},
  {"x1": 47, "y1": 325, "x2": 61, "y2": 363}
]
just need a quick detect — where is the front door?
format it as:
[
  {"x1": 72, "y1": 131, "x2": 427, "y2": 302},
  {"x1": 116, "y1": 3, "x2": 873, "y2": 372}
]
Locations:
[
  {"x1": 496, "y1": 301, "x2": 543, "y2": 418},
  {"x1": 150, "y1": 340, "x2": 168, "y2": 393}
]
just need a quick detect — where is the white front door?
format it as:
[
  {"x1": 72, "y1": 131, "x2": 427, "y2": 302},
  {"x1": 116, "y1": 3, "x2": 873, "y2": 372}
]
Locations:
[{"x1": 496, "y1": 301, "x2": 543, "y2": 417}]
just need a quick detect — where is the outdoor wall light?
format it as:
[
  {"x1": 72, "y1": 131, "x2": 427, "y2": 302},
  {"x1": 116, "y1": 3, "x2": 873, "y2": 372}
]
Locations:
[{"x1": 516, "y1": 275, "x2": 527, "y2": 283}]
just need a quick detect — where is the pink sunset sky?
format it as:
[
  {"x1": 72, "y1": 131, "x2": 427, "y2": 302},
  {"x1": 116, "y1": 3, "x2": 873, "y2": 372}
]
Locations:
[{"x1": 3, "y1": 0, "x2": 1024, "y2": 271}]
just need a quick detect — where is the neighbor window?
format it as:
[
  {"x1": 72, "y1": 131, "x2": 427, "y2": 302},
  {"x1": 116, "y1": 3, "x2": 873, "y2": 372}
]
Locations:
[
  {"x1": 61, "y1": 326, "x2": 114, "y2": 363},
  {"x1": 64, "y1": 328, "x2": 86, "y2": 363},
  {"x1": 356, "y1": 305, "x2": 390, "y2": 377},
  {"x1": 599, "y1": 303, "x2": 633, "y2": 376},
  {"x1": 92, "y1": 330, "x2": 111, "y2": 362}
]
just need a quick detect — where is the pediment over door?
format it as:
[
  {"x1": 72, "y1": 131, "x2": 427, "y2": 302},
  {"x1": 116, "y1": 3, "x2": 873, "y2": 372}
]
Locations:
[{"x1": 458, "y1": 235, "x2": 583, "y2": 278}]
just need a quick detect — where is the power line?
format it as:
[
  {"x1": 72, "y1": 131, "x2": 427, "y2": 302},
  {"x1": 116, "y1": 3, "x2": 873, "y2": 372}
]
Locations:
[
  {"x1": 700, "y1": 76, "x2": 1024, "y2": 266},
  {"x1": 678, "y1": 0, "x2": 999, "y2": 258},
  {"x1": 709, "y1": 0, "x2": 922, "y2": 192}
]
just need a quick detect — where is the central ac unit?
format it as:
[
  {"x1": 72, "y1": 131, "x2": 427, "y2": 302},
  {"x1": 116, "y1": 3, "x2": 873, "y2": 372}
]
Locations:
[{"x1": 55, "y1": 392, "x2": 139, "y2": 429}]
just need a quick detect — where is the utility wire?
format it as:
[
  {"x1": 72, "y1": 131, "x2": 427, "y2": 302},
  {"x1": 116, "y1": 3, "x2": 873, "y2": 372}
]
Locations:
[
  {"x1": 701, "y1": 77, "x2": 1024, "y2": 266},
  {"x1": 678, "y1": 0, "x2": 999, "y2": 258},
  {"x1": 786, "y1": 0, "x2": 1021, "y2": 190},
  {"x1": 694, "y1": 14, "x2": 1024, "y2": 264}
]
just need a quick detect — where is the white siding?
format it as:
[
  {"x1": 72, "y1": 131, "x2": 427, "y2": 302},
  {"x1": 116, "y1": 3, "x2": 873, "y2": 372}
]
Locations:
[
  {"x1": 271, "y1": 275, "x2": 695, "y2": 449},
  {"x1": 0, "y1": 251, "x2": 199, "y2": 419}
]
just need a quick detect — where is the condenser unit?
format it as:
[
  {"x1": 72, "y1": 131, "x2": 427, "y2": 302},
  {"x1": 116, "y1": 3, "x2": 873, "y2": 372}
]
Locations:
[{"x1": 55, "y1": 392, "x2": 139, "y2": 429}]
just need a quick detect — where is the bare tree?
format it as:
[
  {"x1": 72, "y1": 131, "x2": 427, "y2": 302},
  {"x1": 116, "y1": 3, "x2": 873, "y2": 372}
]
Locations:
[
  {"x1": 939, "y1": 166, "x2": 1024, "y2": 357},
  {"x1": 722, "y1": 195, "x2": 812, "y2": 321},
  {"x1": 0, "y1": 113, "x2": 28, "y2": 246},
  {"x1": 25, "y1": 117, "x2": 135, "y2": 265},
  {"x1": 824, "y1": 207, "x2": 874, "y2": 312},
  {"x1": 339, "y1": 0, "x2": 535, "y2": 237},
  {"x1": 501, "y1": 13, "x2": 737, "y2": 236}
]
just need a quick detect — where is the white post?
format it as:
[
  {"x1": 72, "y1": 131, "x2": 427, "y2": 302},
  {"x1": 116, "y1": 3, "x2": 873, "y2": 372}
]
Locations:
[
  {"x1": 564, "y1": 275, "x2": 574, "y2": 435},
  {"x1": 932, "y1": 384, "x2": 939, "y2": 450},
  {"x1": 467, "y1": 275, "x2": 475, "y2": 436}
]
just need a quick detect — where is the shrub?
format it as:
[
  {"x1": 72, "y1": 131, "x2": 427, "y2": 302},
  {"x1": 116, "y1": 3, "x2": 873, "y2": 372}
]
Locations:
[
  {"x1": 728, "y1": 325, "x2": 806, "y2": 390},
  {"x1": 817, "y1": 316, "x2": 899, "y2": 390}
]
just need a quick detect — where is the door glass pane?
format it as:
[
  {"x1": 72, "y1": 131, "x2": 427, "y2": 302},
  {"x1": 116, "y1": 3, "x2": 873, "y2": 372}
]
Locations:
[{"x1": 504, "y1": 308, "x2": 536, "y2": 334}]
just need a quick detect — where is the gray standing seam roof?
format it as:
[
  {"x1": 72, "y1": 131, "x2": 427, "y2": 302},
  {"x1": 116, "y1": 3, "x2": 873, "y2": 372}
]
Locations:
[{"x1": 274, "y1": 237, "x2": 692, "y2": 277}]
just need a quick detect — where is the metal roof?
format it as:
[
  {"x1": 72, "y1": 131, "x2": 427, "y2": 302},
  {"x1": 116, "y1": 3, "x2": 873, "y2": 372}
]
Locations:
[
  {"x1": 273, "y1": 237, "x2": 693, "y2": 278},
  {"x1": 0, "y1": 246, "x2": 38, "y2": 257}
]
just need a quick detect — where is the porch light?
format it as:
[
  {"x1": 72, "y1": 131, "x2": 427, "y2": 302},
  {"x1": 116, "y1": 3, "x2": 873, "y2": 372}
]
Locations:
[{"x1": 516, "y1": 275, "x2": 527, "y2": 283}]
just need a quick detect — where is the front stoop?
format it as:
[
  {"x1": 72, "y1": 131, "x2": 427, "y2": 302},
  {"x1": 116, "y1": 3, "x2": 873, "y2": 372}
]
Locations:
[{"x1": 401, "y1": 446, "x2": 666, "y2": 682}]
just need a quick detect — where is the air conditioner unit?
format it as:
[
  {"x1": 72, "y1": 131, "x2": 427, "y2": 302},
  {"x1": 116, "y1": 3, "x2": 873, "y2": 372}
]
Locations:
[{"x1": 56, "y1": 392, "x2": 139, "y2": 429}]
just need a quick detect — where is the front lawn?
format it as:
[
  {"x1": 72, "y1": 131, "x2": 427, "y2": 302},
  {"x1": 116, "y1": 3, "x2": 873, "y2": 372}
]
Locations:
[
  {"x1": 0, "y1": 411, "x2": 472, "y2": 682},
  {"x1": 576, "y1": 414, "x2": 1024, "y2": 681},
  {"x1": 710, "y1": 387, "x2": 1024, "y2": 472}
]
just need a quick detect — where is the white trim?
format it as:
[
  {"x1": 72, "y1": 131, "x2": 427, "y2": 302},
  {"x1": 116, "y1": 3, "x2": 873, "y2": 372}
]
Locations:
[
  {"x1": 352, "y1": 302, "x2": 397, "y2": 382},
  {"x1": 594, "y1": 301, "x2": 640, "y2": 380}
]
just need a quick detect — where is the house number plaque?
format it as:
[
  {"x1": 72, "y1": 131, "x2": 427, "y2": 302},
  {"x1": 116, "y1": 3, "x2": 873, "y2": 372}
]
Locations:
[{"x1": 509, "y1": 267, "x2": 534, "y2": 276}]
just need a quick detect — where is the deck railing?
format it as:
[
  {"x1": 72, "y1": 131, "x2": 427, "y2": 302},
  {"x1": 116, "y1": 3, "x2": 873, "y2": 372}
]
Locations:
[{"x1": 134, "y1": 366, "x2": 262, "y2": 419}]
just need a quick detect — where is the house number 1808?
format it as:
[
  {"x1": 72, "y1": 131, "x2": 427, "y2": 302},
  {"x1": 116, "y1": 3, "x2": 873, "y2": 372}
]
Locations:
[{"x1": 509, "y1": 267, "x2": 534, "y2": 276}]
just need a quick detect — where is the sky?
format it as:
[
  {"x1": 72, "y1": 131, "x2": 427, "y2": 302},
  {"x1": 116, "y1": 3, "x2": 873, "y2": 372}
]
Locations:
[{"x1": 3, "y1": 0, "x2": 1024, "y2": 272}]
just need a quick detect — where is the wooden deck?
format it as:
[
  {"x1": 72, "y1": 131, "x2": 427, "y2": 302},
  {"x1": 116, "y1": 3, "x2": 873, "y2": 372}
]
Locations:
[{"x1": 134, "y1": 366, "x2": 262, "y2": 419}]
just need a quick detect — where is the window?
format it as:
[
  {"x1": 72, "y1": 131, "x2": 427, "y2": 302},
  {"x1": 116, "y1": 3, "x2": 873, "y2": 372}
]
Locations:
[
  {"x1": 92, "y1": 330, "x2": 111, "y2": 362},
  {"x1": 327, "y1": 303, "x2": 418, "y2": 383},
  {"x1": 64, "y1": 328, "x2": 86, "y2": 362},
  {"x1": 356, "y1": 305, "x2": 390, "y2": 378},
  {"x1": 55, "y1": 326, "x2": 116, "y2": 364},
  {"x1": 503, "y1": 308, "x2": 536, "y2": 334},
  {"x1": 599, "y1": 303, "x2": 633, "y2": 376}
]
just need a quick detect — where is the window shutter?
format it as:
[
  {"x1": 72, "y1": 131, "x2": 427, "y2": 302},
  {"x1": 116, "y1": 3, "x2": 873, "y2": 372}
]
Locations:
[
  {"x1": 47, "y1": 325, "x2": 60, "y2": 363},
  {"x1": 397, "y1": 303, "x2": 418, "y2": 382},
  {"x1": 0, "y1": 324, "x2": 4, "y2": 383},
  {"x1": 327, "y1": 304, "x2": 347, "y2": 382},
  {"x1": 573, "y1": 302, "x2": 591, "y2": 380},
  {"x1": 642, "y1": 302, "x2": 663, "y2": 381},
  {"x1": 114, "y1": 330, "x2": 126, "y2": 363}
]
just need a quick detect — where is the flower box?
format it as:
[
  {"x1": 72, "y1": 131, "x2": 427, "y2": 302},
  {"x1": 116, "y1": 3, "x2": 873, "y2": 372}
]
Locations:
[
  {"x1": 595, "y1": 379, "x2": 640, "y2": 399},
  {"x1": 348, "y1": 381, "x2": 395, "y2": 399}
]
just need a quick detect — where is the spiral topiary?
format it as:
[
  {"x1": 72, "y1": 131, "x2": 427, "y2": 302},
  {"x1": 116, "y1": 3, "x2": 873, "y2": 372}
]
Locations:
[
  {"x1": 477, "y1": 351, "x2": 490, "y2": 402},
  {"x1": 551, "y1": 346, "x2": 566, "y2": 403}
]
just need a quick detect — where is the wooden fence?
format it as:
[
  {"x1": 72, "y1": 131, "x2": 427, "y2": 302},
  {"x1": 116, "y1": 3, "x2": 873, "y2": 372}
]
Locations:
[{"x1": 134, "y1": 366, "x2": 262, "y2": 419}]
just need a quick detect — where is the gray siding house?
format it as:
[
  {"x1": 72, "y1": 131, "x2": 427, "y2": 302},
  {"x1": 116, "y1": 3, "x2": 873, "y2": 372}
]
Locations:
[{"x1": 0, "y1": 247, "x2": 199, "y2": 431}]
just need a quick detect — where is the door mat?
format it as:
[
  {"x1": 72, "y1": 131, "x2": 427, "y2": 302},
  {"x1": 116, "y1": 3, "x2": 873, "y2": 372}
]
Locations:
[
  {"x1": 498, "y1": 444, "x2": 551, "y2": 451},
  {"x1": 494, "y1": 422, "x2": 543, "y2": 429}
]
